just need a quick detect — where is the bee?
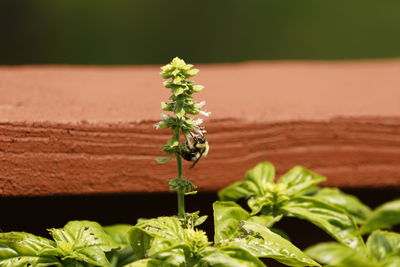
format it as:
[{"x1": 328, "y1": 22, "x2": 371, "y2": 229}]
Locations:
[{"x1": 181, "y1": 129, "x2": 209, "y2": 169}]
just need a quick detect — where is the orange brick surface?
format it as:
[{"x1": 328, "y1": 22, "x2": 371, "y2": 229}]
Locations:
[{"x1": 1, "y1": 61, "x2": 400, "y2": 196}]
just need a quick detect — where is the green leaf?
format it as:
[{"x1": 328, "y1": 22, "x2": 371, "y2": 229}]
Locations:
[
  {"x1": 199, "y1": 246, "x2": 265, "y2": 267},
  {"x1": 245, "y1": 162, "x2": 275, "y2": 188},
  {"x1": 103, "y1": 225, "x2": 136, "y2": 267},
  {"x1": 173, "y1": 101, "x2": 185, "y2": 117},
  {"x1": 172, "y1": 86, "x2": 184, "y2": 96},
  {"x1": 107, "y1": 247, "x2": 136, "y2": 267},
  {"x1": 184, "y1": 211, "x2": 207, "y2": 228},
  {"x1": 122, "y1": 258, "x2": 161, "y2": 267},
  {"x1": 305, "y1": 242, "x2": 376, "y2": 267},
  {"x1": 248, "y1": 195, "x2": 282, "y2": 216},
  {"x1": 382, "y1": 256, "x2": 400, "y2": 267},
  {"x1": 213, "y1": 200, "x2": 283, "y2": 245},
  {"x1": 151, "y1": 249, "x2": 185, "y2": 266},
  {"x1": 129, "y1": 217, "x2": 188, "y2": 259},
  {"x1": 104, "y1": 225, "x2": 132, "y2": 247},
  {"x1": 194, "y1": 216, "x2": 208, "y2": 227},
  {"x1": 312, "y1": 188, "x2": 372, "y2": 224},
  {"x1": 269, "y1": 227, "x2": 290, "y2": 241},
  {"x1": 218, "y1": 162, "x2": 275, "y2": 201},
  {"x1": 155, "y1": 157, "x2": 171, "y2": 164},
  {"x1": 49, "y1": 220, "x2": 119, "y2": 267},
  {"x1": 213, "y1": 201, "x2": 250, "y2": 244},
  {"x1": 62, "y1": 259, "x2": 95, "y2": 267},
  {"x1": 213, "y1": 201, "x2": 281, "y2": 245},
  {"x1": 186, "y1": 69, "x2": 199, "y2": 77},
  {"x1": 281, "y1": 197, "x2": 365, "y2": 254},
  {"x1": 228, "y1": 221, "x2": 320, "y2": 266},
  {"x1": 278, "y1": 166, "x2": 326, "y2": 197},
  {"x1": 129, "y1": 217, "x2": 212, "y2": 265},
  {"x1": 360, "y1": 199, "x2": 400, "y2": 234},
  {"x1": 218, "y1": 181, "x2": 253, "y2": 202},
  {"x1": 0, "y1": 232, "x2": 60, "y2": 267},
  {"x1": 192, "y1": 85, "x2": 204, "y2": 92},
  {"x1": 168, "y1": 178, "x2": 197, "y2": 194},
  {"x1": 366, "y1": 231, "x2": 400, "y2": 262},
  {"x1": 247, "y1": 215, "x2": 282, "y2": 228}
]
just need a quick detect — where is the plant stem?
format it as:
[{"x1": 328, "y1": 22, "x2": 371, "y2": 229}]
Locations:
[
  {"x1": 176, "y1": 149, "x2": 183, "y2": 178},
  {"x1": 176, "y1": 154, "x2": 186, "y2": 219}
]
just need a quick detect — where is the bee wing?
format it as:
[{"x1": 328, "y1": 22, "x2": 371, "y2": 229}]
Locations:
[{"x1": 189, "y1": 149, "x2": 205, "y2": 169}]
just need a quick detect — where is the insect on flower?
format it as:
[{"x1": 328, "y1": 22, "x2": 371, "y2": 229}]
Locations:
[{"x1": 180, "y1": 127, "x2": 209, "y2": 169}]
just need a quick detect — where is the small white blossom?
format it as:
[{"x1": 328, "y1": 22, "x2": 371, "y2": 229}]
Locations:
[
  {"x1": 199, "y1": 110, "x2": 211, "y2": 117},
  {"x1": 193, "y1": 118, "x2": 203, "y2": 125},
  {"x1": 160, "y1": 113, "x2": 169, "y2": 120},
  {"x1": 153, "y1": 122, "x2": 161, "y2": 129},
  {"x1": 195, "y1": 101, "x2": 206, "y2": 109}
]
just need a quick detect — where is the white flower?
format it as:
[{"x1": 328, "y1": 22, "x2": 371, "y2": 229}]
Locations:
[
  {"x1": 199, "y1": 110, "x2": 211, "y2": 117},
  {"x1": 160, "y1": 113, "x2": 169, "y2": 120},
  {"x1": 195, "y1": 101, "x2": 206, "y2": 109},
  {"x1": 193, "y1": 118, "x2": 203, "y2": 125},
  {"x1": 153, "y1": 122, "x2": 161, "y2": 129}
]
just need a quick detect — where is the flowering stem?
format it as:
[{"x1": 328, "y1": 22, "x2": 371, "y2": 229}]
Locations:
[{"x1": 157, "y1": 57, "x2": 209, "y2": 222}]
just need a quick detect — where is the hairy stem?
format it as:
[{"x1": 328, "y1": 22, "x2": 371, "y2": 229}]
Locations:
[
  {"x1": 174, "y1": 129, "x2": 186, "y2": 220},
  {"x1": 176, "y1": 154, "x2": 186, "y2": 219}
]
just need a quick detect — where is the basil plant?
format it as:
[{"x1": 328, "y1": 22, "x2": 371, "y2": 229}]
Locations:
[
  {"x1": 124, "y1": 209, "x2": 319, "y2": 267},
  {"x1": 306, "y1": 230, "x2": 400, "y2": 267},
  {"x1": 0, "y1": 214, "x2": 319, "y2": 267},
  {"x1": 0, "y1": 221, "x2": 124, "y2": 267},
  {"x1": 219, "y1": 162, "x2": 370, "y2": 254},
  {"x1": 359, "y1": 199, "x2": 400, "y2": 235},
  {"x1": 305, "y1": 196, "x2": 400, "y2": 267}
]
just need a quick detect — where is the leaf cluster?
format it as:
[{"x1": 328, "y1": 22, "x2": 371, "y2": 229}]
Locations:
[
  {"x1": 0, "y1": 221, "x2": 121, "y2": 267},
  {"x1": 1, "y1": 163, "x2": 399, "y2": 267},
  {"x1": 306, "y1": 230, "x2": 400, "y2": 267},
  {"x1": 219, "y1": 162, "x2": 368, "y2": 252},
  {"x1": 125, "y1": 207, "x2": 320, "y2": 267},
  {"x1": 305, "y1": 198, "x2": 400, "y2": 266}
]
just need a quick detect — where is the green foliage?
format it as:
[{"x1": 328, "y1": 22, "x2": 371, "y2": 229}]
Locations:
[
  {"x1": 306, "y1": 230, "x2": 400, "y2": 267},
  {"x1": 213, "y1": 201, "x2": 279, "y2": 244},
  {"x1": 127, "y1": 215, "x2": 265, "y2": 267},
  {"x1": 277, "y1": 166, "x2": 326, "y2": 197},
  {"x1": 219, "y1": 162, "x2": 365, "y2": 252},
  {"x1": 169, "y1": 178, "x2": 197, "y2": 195},
  {"x1": 0, "y1": 232, "x2": 59, "y2": 267},
  {"x1": 198, "y1": 247, "x2": 265, "y2": 267},
  {"x1": 305, "y1": 242, "x2": 374, "y2": 267},
  {"x1": 360, "y1": 199, "x2": 400, "y2": 235},
  {"x1": 230, "y1": 221, "x2": 320, "y2": 267},
  {"x1": 2, "y1": 166, "x2": 398, "y2": 267},
  {"x1": 155, "y1": 157, "x2": 171, "y2": 164},
  {"x1": 125, "y1": 208, "x2": 321, "y2": 267},
  {"x1": 123, "y1": 258, "x2": 161, "y2": 267},
  {"x1": 48, "y1": 221, "x2": 119, "y2": 266},
  {"x1": 0, "y1": 221, "x2": 120, "y2": 267},
  {"x1": 213, "y1": 201, "x2": 319, "y2": 266},
  {"x1": 103, "y1": 225, "x2": 136, "y2": 267},
  {"x1": 281, "y1": 197, "x2": 365, "y2": 253},
  {"x1": 312, "y1": 188, "x2": 372, "y2": 224}
]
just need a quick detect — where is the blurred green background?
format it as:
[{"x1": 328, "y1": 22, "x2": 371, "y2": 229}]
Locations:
[{"x1": 1, "y1": 0, "x2": 400, "y2": 65}]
